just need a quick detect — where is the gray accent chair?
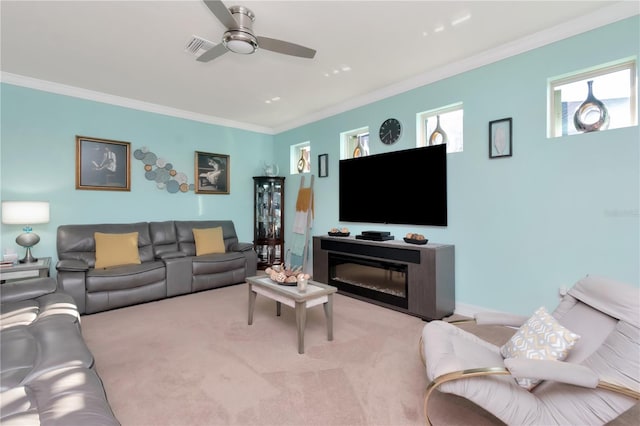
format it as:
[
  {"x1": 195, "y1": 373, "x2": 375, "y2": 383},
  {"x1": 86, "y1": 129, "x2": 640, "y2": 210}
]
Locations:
[
  {"x1": 420, "y1": 275, "x2": 639, "y2": 425},
  {"x1": 56, "y1": 220, "x2": 257, "y2": 314},
  {"x1": 0, "y1": 277, "x2": 119, "y2": 425}
]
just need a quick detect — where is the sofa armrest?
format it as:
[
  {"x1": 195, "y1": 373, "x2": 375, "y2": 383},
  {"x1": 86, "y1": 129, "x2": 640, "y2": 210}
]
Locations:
[
  {"x1": 56, "y1": 259, "x2": 89, "y2": 272},
  {"x1": 0, "y1": 277, "x2": 57, "y2": 304},
  {"x1": 504, "y1": 358, "x2": 599, "y2": 388},
  {"x1": 232, "y1": 242, "x2": 255, "y2": 252},
  {"x1": 157, "y1": 251, "x2": 187, "y2": 260}
]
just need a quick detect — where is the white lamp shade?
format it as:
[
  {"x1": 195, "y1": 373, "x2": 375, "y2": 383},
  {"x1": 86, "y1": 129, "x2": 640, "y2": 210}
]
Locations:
[{"x1": 1, "y1": 201, "x2": 50, "y2": 225}]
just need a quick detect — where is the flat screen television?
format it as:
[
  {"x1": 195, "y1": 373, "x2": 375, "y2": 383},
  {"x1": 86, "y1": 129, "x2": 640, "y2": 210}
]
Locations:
[{"x1": 339, "y1": 144, "x2": 447, "y2": 226}]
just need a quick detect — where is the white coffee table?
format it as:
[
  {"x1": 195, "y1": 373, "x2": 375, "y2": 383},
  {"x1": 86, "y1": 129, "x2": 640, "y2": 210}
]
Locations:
[{"x1": 246, "y1": 275, "x2": 337, "y2": 354}]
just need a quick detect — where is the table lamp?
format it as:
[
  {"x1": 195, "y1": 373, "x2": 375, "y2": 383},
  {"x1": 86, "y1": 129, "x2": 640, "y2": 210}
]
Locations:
[{"x1": 1, "y1": 201, "x2": 50, "y2": 263}]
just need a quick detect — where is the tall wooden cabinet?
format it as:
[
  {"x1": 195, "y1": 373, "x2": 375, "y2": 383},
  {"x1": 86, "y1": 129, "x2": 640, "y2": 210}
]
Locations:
[{"x1": 253, "y1": 176, "x2": 285, "y2": 269}]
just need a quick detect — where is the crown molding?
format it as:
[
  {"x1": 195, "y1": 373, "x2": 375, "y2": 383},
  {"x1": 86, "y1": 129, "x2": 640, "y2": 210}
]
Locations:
[
  {"x1": 0, "y1": 72, "x2": 275, "y2": 135},
  {"x1": 1, "y1": 2, "x2": 637, "y2": 136},
  {"x1": 272, "y1": 2, "x2": 639, "y2": 133}
]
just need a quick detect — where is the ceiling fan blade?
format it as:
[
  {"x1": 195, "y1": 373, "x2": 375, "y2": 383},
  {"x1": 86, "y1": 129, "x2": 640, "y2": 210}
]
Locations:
[
  {"x1": 197, "y1": 43, "x2": 229, "y2": 62},
  {"x1": 257, "y1": 36, "x2": 316, "y2": 59},
  {"x1": 203, "y1": 0, "x2": 237, "y2": 29}
]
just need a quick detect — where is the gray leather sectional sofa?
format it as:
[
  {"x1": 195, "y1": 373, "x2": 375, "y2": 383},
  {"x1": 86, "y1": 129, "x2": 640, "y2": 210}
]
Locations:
[
  {"x1": 0, "y1": 277, "x2": 119, "y2": 425},
  {"x1": 56, "y1": 220, "x2": 258, "y2": 314}
]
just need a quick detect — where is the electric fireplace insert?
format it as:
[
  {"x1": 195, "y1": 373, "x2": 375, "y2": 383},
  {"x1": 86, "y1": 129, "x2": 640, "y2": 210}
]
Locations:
[{"x1": 328, "y1": 253, "x2": 408, "y2": 309}]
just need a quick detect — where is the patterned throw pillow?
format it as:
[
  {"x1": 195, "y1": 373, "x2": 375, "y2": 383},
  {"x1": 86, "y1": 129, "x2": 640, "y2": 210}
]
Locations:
[{"x1": 500, "y1": 306, "x2": 581, "y2": 390}]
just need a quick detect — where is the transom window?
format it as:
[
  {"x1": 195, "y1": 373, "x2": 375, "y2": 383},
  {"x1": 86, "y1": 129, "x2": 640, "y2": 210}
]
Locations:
[
  {"x1": 548, "y1": 59, "x2": 637, "y2": 138},
  {"x1": 417, "y1": 103, "x2": 464, "y2": 153},
  {"x1": 290, "y1": 142, "x2": 311, "y2": 174},
  {"x1": 340, "y1": 127, "x2": 370, "y2": 159}
]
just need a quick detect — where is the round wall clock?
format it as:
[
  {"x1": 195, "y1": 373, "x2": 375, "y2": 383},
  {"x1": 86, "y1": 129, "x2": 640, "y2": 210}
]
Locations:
[{"x1": 379, "y1": 118, "x2": 402, "y2": 145}]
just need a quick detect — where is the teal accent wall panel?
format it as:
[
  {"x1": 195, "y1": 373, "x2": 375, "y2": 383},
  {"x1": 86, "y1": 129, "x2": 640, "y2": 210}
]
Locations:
[
  {"x1": 275, "y1": 16, "x2": 639, "y2": 315},
  {"x1": 1, "y1": 85, "x2": 274, "y2": 264}
]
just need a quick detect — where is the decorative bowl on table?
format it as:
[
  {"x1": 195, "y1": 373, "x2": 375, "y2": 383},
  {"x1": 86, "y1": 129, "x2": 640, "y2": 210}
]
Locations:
[
  {"x1": 328, "y1": 227, "x2": 350, "y2": 237},
  {"x1": 264, "y1": 264, "x2": 310, "y2": 286},
  {"x1": 403, "y1": 233, "x2": 428, "y2": 245}
]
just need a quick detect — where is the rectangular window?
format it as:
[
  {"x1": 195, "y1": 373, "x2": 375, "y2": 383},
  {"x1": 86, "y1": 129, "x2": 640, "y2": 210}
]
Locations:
[
  {"x1": 290, "y1": 142, "x2": 311, "y2": 174},
  {"x1": 417, "y1": 103, "x2": 463, "y2": 153},
  {"x1": 548, "y1": 59, "x2": 637, "y2": 137},
  {"x1": 340, "y1": 127, "x2": 369, "y2": 159}
]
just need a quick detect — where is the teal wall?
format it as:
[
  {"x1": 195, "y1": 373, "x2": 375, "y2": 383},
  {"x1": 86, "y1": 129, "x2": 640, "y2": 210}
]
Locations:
[
  {"x1": 275, "y1": 16, "x2": 639, "y2": 314},
  {"x1": 1, "y1": 16, "x2": 638, "y2": 315},
  {"x1": 0, "y1": 85, "x2": 274, "y2": 263}
]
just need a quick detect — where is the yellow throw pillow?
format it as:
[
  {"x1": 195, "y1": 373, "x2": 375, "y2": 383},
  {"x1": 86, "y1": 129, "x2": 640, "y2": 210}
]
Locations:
[
  {"x1": 94, "y1": 232, "x2": 141, "y2": 269},
  {"x1": 193, "y1": 227, "x2": 226, "y2": 256}
]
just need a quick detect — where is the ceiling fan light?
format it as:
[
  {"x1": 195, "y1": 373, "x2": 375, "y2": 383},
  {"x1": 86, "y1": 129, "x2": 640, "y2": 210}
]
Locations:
[{"x1": 223, "y1": 31, "x2": 258, "y2": 54}]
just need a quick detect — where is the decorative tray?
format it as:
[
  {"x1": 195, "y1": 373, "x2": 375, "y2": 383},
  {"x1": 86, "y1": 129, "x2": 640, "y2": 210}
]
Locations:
[
  {"x1": 403, "y1": 237, "x2": 428, "y2": 245},
  {"x1": 328, "y1": 232, "x2": 350, "y2": 237}
]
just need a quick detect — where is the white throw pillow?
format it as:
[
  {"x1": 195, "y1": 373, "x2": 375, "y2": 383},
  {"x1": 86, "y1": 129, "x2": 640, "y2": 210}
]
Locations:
[{"x1": 500, "y1": 306, "x2": 581, "y2": 389}]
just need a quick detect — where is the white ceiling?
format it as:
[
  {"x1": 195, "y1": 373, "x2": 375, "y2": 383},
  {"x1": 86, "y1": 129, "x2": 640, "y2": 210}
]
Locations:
[{"x1": 1, "y1": 1, "x2": 637, "y2": 134}]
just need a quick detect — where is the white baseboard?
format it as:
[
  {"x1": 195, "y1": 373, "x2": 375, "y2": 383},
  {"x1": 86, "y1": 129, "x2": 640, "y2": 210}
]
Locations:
[{"x1": 454, "y1": 302, "x2": 504, "y2": 318}]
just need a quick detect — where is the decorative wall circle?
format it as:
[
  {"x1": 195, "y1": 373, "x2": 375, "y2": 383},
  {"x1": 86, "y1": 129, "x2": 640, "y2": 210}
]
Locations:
[
  {"x1": 166, "y1": 180, "x2": 180, "y2": 193},
  {"x1": 134, "y1": 149, "x2": 145, "y2": 160},
  {"x1": 175, "y1": 172, "x2": 188, "y2": 184},
  {"x1": 155, "y1": 168, "x2": 170, "y2": 183},
  {"x1": 142, "y1": 152, "x2": 157, "y2": 165},
  {"x1": 135, "y1": 147, "x2": 191, "y2": 193}
]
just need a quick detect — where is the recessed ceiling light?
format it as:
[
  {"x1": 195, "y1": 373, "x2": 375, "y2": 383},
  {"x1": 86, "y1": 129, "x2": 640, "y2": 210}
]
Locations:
[
  {"x1": 265, "y1": 100, "x2": 271, "y2": 104},
  {"x1": 434, "y1": 25, "x2": 445, "y2": 33},
  {"x1": 422, "y1": 31, "x2": 428, "y2": 37},
  {"x1": 271, "y1": 96, "x2": 281, "y2": 101},
  {"x1": 332, "y1": 69, "x2": 339, "y2": 74},
  {"x1": 341, "y1": 66, "x2": 351, "y2": 72}
]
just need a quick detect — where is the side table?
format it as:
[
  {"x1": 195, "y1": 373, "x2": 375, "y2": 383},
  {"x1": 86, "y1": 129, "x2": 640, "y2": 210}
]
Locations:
[{"x1": 0, "y1": 257, "x2": 51, "y2": 283}]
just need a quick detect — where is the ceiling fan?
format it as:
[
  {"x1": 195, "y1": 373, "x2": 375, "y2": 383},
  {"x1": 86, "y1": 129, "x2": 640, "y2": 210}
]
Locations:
[{"x1": 196, "y1": 0, "x2": 316, "y2": 62}]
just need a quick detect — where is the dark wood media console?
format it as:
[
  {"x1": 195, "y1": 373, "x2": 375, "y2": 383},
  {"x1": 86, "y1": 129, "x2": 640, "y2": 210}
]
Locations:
[{"x1": 313, "y1": 236, "x2": 455, "y2": 320}]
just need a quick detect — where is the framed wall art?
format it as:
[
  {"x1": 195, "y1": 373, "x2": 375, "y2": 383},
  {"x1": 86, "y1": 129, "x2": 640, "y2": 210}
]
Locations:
[
  {"x1": 76, "y1": 136, "x2": 131, "y2": 191},
  {"x1": 318, "y1": 153, "x2": 328, "y2": 178},
  {"x1": 489, "y1": 118, "x2": 512, "y2": 159},
  {"x1": 195, "y1": 151, "x2": 230, "y2": 194}
]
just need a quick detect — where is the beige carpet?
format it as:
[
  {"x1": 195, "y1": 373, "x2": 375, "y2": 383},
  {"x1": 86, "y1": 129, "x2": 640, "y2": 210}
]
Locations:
[{"x1": 81, "y1": 284, "x2": 430, "y2": 426}]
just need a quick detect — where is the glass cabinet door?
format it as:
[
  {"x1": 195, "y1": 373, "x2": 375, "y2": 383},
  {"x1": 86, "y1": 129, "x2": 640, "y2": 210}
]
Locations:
[{"x1": 253, "y1": 176, "x2": 285, "y2": 269}]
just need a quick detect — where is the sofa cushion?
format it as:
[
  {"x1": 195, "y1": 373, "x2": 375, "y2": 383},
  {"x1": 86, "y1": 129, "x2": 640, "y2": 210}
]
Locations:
[
  {"x1": 1, "y1": 300, "x2": 39, "y2": 330},
  {"x1": 21, "y1": 316, "x2": 95, "y2": 385},
  {"x1": 0, "y1": 327, "x2": 38, "y2": 391},
  {"x1": 94, "y1": 232, "x2": 141, "y2": 269},
  {"x1": 174, "y1": 220, "x2": 240, "y2": 256},
  {"x1": 0, "y1": 386, "x2": 37, "y2": 422},
  {"x1": 57, "y1": 222, "x2": 154, "y2": 266},
  {"x1": 86, "y1": 261, "x2": 166, "y2": 292},
  {"x1": 501, "y1": 306, "x2": 580, "y2": 389},
  {"x1": 193, "y1": 227, "x2": 226, "y2": 256},
  {"x1": 25, "y1": 366, "x2": 120, "y2": 426},
  {"x1": 149, "y1": 220, "x2": 179, "y2": 257},
  {"x1": 1, "y1": 291, "x2": 79, "y2": 331},
  {"x1": 192, "y1": 252, "x2": 246, "y2": 275}
]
